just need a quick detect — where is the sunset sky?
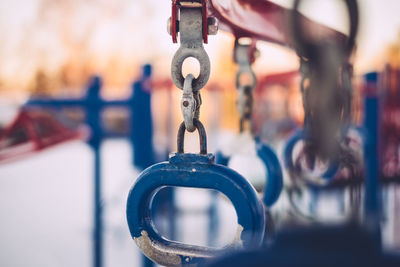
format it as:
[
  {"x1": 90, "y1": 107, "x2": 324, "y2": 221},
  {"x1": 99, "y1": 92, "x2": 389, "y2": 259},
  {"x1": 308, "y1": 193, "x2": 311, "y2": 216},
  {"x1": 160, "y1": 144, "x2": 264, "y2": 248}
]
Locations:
[{"x1": 0, "y1": 0, "x2": 399, "y2": 96}]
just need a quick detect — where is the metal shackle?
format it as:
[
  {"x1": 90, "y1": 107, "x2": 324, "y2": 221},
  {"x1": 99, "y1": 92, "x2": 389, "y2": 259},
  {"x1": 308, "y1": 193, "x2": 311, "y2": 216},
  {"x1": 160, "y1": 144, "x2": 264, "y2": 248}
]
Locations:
[
  {"x1": 177, "y1": 118, "x2": 207, "y2": 155},
  {"x1": 215, "y1": 139, "x2": 283, "y2": 207},
  {"x1": 126, "y1": 153, "x2": 266, "y2": 266},
  {"x1": 171, "y1": 6, "x2": 210, "y2": 91}
]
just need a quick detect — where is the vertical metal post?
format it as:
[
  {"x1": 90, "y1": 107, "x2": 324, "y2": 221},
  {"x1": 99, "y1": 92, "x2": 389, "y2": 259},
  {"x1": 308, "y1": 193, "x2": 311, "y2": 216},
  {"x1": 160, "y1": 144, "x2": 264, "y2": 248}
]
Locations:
[
  {"x1": 131, "y1": 65, "x2": 155, "y2": 267},
  {"x1": 131, "y1": 64, "x2": 154, "y2": 170},
  {"x1": 25, "y1": 68, "x2": 157, "y2": 267},
  {"x1": 363, "y1": 72, "x2": 381, "y2": 237},
  {"x1": 93, "y1": 144, "x2": 103, "y2": 267},
  {"x1": 86, "y1": 76, "x2": 104, "y2": 267}
]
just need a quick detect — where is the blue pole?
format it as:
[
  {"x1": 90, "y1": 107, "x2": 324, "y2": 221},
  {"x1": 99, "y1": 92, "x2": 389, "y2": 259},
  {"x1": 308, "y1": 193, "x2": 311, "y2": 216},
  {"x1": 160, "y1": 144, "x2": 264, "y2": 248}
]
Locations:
[
  {"x1": 131, "y1": 64, "x2": 154, "y2": 170},
  {"x1": 85, "y1": 76, "x2": 104, "y2": 267},
  {"x1": 363, "y1": 72, "x2": 381, "y2": 237},
  {"x1": 93, "y1": 144, "x2": 102, "y2": 267},
  {"x1": 25, "y1": 65, "x2": 156, "y2": 267},
  {"x1": 130, "y1": 65, "x2": 155, "y2": 267}
]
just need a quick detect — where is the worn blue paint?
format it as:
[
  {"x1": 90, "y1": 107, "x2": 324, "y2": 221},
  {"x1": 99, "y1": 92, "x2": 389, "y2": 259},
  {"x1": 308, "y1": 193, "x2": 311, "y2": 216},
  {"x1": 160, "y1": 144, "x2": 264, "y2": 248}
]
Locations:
[
  {"x1": 126, "y1": 153, "x2": 266, "y2": 264},
  {"x1": 25, "y1": 65, "x2": 155, "y2": 267}
]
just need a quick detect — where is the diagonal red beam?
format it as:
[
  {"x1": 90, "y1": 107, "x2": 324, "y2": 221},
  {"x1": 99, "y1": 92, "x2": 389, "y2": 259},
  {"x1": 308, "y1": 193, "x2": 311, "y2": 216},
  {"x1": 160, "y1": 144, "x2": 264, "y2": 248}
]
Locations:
[{"x1": 207, "y1": 0, "x2": 347, "y2": 48}]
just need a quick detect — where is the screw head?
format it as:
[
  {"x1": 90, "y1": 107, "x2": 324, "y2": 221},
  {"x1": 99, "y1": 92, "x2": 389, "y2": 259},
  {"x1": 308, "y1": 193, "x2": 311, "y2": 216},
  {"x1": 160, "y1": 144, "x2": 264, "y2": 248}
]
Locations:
[
  {"x1": 207, "y1": 17, "x2": 218, "y2": 35},
  {"x1": 167, "y1": 17, "x2": 179, "y2": 36},
  {"x1": 167, "y1": 17, "x2": 172, "y2": 35}
]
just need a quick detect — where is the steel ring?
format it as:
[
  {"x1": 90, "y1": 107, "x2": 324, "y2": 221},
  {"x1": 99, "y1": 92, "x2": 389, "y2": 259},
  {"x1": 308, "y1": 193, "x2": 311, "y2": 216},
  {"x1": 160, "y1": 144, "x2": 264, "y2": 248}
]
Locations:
[
  {"x1": 171, "y1": 47, "x2": 210, "y2": 91},
  {"x1": 235, "y1": 68, "x2": 257, "y2": 90}
]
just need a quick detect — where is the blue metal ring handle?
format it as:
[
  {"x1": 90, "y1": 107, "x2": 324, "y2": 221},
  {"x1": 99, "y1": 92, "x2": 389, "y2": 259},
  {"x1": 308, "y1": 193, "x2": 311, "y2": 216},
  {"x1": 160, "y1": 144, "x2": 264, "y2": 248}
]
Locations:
[
  {"x1": 126, "y1": 153, "x2": 265, "y2": 266},
  {"x1": 254, "y1": 139, "x2": 284, "y2": 207},
  {"x1": 215, "y1": 140, "x2": 283, "y2": 207},
  {"x1": 283, "y1": 130, "x2": 339, "y2": 186},
  {"x1": 215, "y1": 150, "x2": 230, "y2": 166}
]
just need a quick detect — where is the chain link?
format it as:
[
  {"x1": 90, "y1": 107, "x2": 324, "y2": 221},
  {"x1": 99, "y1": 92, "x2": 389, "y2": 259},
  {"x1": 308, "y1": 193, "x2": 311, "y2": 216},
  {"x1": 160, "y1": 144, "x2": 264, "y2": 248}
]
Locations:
[
  {"x1": 170, "y1": 5, "x2": 210, "y2": 91},
  {"x1": 300, "y1": 43, "x2": 354, "y2": 160},
  {"x1": 169, "y1": 1, "x2": 216, "y2": 140},
  {"x1": 234, "y1": 39, "x2": 258, "y2": 133},
  {"x1": 293, "y1": 0, "x2": 358, "y2": 162},
  {"x1": 181, "y1": 74, "x2": 202, "y2": 132}
]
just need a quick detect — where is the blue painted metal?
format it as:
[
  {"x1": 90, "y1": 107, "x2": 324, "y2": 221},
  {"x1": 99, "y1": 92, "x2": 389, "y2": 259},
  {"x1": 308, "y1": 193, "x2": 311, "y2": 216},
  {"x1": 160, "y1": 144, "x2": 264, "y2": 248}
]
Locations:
[
  {"x1": 216, "y1": 139, "x2": 283, "y2": 207},
  {"x1": 25, "y1": 65, "x2": 155, "y2": 267},
  {"x1": 131, "y1": 64, "x2": 155, "y2": 170},
  {"x1": 26, "y1": 65, "x2": 155, "y2": 162},
  {"x1": 283, "y1": 129, "x2": 339, "y2": 185},
  {"x1": 127, "y1": 121, "x2": 265, "y2": 265},
  {"x1": 206, "y1": 224, "x2": 399, "y2": 267},
  {"x1": 93, "y1": 145, "x2": 102, "y2": 267},
  {"x1": 126, "y1": 153, "x2": 266, "y2": 265},
  {"x1": 363, "y1": 72, "x2": 381, "y2": 232},
  {"x1": 255, "y1": 138, "x2": 284, "y2": 207}
]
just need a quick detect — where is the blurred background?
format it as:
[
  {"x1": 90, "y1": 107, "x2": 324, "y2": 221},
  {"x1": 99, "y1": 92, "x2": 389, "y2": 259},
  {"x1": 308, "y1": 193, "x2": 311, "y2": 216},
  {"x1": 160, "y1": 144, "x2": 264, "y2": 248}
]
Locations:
[{"x1": 0, "y1": 0, "x2": 400, "y2": 266}]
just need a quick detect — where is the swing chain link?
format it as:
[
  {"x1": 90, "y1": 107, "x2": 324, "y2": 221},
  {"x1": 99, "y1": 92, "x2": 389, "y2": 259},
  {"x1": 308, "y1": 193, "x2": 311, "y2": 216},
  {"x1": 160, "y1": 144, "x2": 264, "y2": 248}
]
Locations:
[
  {"x1": 234, "y1": 39, "x2": 258, "y2": 132},
  {"x1": 294, "y1": 0, "x2": 359, "y2": 161},
  {"x1": 181, "y1": 74, "x2": 202, "y2": 132},
  {"x1": 169, "y1": 1, "x2": 216, "y2": 137},
  {"x1": 170, "y1": 1, "x2": 212, "y2": 91}
]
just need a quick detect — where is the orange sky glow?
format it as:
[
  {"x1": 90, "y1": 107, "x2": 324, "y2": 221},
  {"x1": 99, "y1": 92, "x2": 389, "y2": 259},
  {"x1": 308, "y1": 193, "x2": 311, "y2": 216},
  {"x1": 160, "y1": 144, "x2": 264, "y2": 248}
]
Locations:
[{"x1": 0, "y1": 0, "x2": 399, "y2": 98}]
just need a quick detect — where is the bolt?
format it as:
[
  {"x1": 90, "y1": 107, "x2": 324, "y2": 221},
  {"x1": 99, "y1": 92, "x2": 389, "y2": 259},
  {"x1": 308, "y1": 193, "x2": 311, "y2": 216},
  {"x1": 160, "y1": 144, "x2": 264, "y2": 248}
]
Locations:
[
  {"x1": 167, "y1": 17, "x2": 179, "y2": 36},
  {"x1": 167, "y1": 17, "x2": 172, "y2": 35},
  {"x1": 183, "y1": 100, "x2": 189, "y2": 107},
  {"x1": 207, "y1": 17, "x2": 218, "y2": 35}
]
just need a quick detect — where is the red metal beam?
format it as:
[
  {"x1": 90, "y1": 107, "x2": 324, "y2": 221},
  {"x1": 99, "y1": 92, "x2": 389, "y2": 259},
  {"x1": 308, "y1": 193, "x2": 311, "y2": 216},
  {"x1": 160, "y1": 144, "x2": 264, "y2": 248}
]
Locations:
[{"x1": 207, "y1": 0, "x2": 347, "y2": 48}]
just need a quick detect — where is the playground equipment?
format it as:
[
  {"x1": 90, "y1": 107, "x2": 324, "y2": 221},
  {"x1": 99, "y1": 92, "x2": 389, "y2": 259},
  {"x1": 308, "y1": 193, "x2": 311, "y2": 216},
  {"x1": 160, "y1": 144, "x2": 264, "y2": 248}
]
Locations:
[
  {"x1": 123, "y1": 0, "x2": 400, "y2": 266},
  {"x1": 215, "y1": 38, "x2": 283, "y2": 207},
  {"x1": 25, "y1": 65, "x2": 155, "y2": 267},
  {"x1": 0, "y1": 109, "x2": 85, "y2": 163},
  {"x1": 127, "y1": 2, "x2": 268, "y2": 265},
  {"x1": 127, "y1": 120, "x2": 265, "y2": 265}
]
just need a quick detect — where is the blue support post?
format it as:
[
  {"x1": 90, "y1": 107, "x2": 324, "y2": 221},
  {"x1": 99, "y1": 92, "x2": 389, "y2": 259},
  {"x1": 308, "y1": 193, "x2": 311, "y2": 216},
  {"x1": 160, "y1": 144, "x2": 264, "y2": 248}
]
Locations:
[
  {"x1": 363, "y1": 72, "x2": 381, "y2": 237},
  {"x1": 131, "y1": 64, "x2": 155, "y2": 169},
  {"x1": 25, "y1": 64, "x2": 155, "y2": 267},
  {"x1": 93, "y1": 145, "x2": 102, "y2": 267}
]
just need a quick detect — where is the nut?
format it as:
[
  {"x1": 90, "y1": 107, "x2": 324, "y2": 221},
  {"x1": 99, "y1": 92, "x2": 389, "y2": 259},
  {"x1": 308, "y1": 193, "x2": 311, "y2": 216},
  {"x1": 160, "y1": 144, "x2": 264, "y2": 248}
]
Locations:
[
  {"x1": 167, "y1": 17, "x2": 179, "y2": 35},
  {"x1": 207, "y1": 17, "x2": 218, "y2": 35}
]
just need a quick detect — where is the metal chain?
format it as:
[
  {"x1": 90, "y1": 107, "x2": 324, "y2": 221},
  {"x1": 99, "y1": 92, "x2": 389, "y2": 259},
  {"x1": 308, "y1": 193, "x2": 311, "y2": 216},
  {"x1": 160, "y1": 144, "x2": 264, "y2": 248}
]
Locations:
[
  {"x1": 299, "y1": 43, "x2": 353, "y2": 161},
  {"x1": 293, "y1": 0, "x2": 358, "y2": 162},
  {"x1": 181, "y1": 74, "x2": 202, "y2": 132},
  {"x1": 238, "y1": 85, "x2": 254, "y2": 133},
  {"x1": 168, "y1": 1, "x2": 217, "y2": 134},
  {"x1": 234, "y1": 39, "x2": 258, "y2": 133}
]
